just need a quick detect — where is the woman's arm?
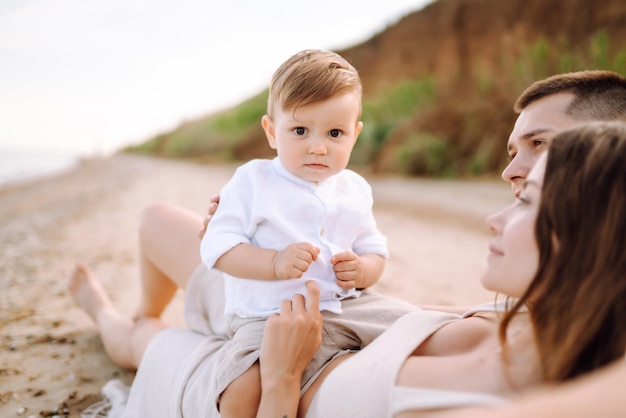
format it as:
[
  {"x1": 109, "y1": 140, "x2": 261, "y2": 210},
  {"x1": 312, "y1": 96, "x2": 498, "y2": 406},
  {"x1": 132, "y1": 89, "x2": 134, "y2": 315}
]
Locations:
[
  {"x1": 430, "y1": 358, "x2": 626, "y2": 418},
  {"x1": 257, "y1": 281, "x2": 323, "y2": 418}
]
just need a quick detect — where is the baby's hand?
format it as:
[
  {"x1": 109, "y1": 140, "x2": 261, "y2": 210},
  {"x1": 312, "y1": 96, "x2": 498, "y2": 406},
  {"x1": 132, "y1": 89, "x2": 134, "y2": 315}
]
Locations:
[
  {"x1": 331, "y1": 251, "x2": 363, "y2": 289},
  {"x1": 273, "y1": 242, "x2": 320, "y2": 280}
]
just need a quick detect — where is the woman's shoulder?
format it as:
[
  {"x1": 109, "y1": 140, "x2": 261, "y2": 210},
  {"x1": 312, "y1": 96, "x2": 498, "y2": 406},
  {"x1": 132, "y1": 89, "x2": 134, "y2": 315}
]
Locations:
[
  {"x1": 462, "y1": 300, "x2": 523, "y2": 317},
  {"x1": 413, "y1": 313, "x2": 499, "y2": 356}
]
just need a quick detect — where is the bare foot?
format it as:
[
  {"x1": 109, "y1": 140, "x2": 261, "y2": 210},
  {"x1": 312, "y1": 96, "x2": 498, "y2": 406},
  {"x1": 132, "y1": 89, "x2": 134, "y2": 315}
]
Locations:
[{"x1": 68, "y1": 264, "x2": 114, "y2": 323}]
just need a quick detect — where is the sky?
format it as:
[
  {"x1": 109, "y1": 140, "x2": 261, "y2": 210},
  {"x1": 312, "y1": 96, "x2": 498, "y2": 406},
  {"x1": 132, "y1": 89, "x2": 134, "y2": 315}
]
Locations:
[{"x1": 0, "y1": 0, "x2": 431, "y2": 157}]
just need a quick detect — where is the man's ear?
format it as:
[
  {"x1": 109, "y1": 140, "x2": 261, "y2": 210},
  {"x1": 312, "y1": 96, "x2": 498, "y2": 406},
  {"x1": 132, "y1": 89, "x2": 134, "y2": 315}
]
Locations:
[{"x1": 262, "y1": 115, "x2": 277, "y2": 149}]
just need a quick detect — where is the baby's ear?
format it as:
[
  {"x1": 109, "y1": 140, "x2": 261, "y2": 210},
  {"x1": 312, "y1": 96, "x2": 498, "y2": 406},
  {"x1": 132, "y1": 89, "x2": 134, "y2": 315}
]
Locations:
[
  {"x1": 262, "y1": 115, "x2": 277, "y2": 149},
  {"x1": 355, "y1": 121, "x2": 364, "y2": 140}
]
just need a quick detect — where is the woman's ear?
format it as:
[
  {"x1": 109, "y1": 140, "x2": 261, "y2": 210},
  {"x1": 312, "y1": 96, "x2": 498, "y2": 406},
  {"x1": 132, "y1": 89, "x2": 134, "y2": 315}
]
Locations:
[{"x1": 262, "y1": 115, "x2": 277, "y2": 149}]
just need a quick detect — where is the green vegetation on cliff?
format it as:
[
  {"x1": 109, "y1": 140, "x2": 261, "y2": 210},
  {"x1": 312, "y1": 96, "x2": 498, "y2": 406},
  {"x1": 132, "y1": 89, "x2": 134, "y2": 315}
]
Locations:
[{"x1": 127, "y1": 0, "x2": 626, "y2": 179}]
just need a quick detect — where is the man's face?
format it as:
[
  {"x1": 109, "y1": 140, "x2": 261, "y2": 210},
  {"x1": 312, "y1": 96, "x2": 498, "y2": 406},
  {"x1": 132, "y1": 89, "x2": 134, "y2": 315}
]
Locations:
[{"x1": 502, "y1": 92, "x2": 581, "y2": 196}]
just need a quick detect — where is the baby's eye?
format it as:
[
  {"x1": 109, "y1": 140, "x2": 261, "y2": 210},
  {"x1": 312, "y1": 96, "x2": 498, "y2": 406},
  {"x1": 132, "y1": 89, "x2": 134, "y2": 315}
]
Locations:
[
  {"x1": 293, "y1": 127, "x2": 308, "y2": 136},
  {"x1": 329, "y1": 129, "x2": 342, "y2": 138}
]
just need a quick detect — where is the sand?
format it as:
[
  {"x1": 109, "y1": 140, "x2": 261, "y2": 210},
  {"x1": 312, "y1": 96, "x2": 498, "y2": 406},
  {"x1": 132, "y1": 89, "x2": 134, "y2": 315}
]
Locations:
[{"x1": 0, "y1": 153, "x2": 512, "y2": 417}]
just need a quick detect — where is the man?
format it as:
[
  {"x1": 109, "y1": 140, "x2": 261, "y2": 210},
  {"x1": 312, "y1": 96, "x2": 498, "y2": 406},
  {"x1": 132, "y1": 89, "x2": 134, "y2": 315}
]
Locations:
[{"x1": 502, "y1": 71, "x2": 626, "y2": 196}]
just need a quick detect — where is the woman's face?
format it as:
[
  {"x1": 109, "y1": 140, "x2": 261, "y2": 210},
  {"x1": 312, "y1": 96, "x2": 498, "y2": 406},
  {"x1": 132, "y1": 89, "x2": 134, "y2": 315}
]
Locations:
[{"x1": 482, "y1": 153, "x2": 547, "y2": 298}]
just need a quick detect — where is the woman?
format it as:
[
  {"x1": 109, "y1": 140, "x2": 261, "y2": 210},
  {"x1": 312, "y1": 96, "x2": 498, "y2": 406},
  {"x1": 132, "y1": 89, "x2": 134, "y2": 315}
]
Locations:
[{"x1": 70, "y1": 121, "x2": 626, "y2": 417}]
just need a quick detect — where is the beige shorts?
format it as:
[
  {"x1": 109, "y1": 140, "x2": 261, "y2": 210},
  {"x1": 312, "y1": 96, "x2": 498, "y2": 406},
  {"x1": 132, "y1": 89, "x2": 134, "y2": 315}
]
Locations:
[{"x1": 213, "y1": 287, "x2": 420, "y2": 395}]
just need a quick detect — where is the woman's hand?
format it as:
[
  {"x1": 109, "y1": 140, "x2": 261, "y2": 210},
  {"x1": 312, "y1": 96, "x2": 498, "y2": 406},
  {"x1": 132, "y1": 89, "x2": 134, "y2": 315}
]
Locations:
[
  {"x1": 257, "y1": 281, "x2": 323, "y2": 418},
  {"x1": 198, "y1": 194, "x2": 220, "y2": 239}
]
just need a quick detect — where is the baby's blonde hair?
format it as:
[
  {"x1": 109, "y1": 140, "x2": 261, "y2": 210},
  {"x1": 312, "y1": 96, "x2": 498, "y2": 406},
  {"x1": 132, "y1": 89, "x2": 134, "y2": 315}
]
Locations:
[{"x1": 267, "y1": 49, "x2": 362, "y2": 118}]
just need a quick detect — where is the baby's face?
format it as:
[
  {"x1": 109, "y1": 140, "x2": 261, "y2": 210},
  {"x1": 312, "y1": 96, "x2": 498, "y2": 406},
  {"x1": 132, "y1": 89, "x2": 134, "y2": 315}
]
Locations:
[{"x1": 264, "y1": 92, "x2": 363, "y2": 183}]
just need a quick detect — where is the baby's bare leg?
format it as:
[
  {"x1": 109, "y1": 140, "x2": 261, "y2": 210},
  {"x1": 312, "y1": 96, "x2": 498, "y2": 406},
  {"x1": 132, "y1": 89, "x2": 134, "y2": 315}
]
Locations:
[
  {"x1": 219, "y1": 362, "x2": 262, "y2": 418},
  {"x1": 135, "y1": 203, "x2": 203, "y2": 318},
  {"x1": 69, "y1": 264, "x2": 167, "y2": 369}
]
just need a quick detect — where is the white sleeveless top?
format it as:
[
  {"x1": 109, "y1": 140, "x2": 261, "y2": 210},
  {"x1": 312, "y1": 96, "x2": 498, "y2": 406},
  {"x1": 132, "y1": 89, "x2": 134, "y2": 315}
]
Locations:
[{"x1": 305, "y1": 304, "x2": 509, "y2": 417}]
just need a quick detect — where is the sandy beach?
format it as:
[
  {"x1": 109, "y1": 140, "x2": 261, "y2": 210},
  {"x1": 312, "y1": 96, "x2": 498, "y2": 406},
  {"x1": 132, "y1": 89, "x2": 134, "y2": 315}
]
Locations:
[{"x1": 0, "y1": 153, "x2": 511, "y2": 417}]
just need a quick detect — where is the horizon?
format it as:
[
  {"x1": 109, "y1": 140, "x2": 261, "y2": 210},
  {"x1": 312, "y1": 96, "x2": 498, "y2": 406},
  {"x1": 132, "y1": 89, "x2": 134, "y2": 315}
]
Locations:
[{"x1": 0, "y1": 0, "x2": 431, "y2": 157}]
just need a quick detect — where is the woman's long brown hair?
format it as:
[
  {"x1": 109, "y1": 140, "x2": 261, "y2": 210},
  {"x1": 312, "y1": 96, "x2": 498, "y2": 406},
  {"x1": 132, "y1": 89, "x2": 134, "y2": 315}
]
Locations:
[{"x1": 499, "y1": 121, "x2": 626, "y2": 383}]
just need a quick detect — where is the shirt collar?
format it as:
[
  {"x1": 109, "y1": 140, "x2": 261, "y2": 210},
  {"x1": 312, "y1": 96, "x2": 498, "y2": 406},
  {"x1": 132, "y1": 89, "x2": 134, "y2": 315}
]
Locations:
[{"x1": 271, "y1": 157, "x2": 330, "y2": 190}]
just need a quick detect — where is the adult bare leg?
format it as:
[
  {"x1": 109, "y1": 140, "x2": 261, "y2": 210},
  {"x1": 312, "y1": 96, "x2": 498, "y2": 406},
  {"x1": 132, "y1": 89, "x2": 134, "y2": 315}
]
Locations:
[
  {"x1": 69, "y1": 264, "x2": 166, "y2": 369},
  {"x1": 135, "y1": 203, "x2": 203, "y2": 319}
]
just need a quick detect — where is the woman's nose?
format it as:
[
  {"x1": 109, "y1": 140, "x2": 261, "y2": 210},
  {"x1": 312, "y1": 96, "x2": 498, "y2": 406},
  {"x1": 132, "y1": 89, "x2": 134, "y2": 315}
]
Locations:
[{"x1": 486, "y1": 206, "x2": 507, "y2": 234}]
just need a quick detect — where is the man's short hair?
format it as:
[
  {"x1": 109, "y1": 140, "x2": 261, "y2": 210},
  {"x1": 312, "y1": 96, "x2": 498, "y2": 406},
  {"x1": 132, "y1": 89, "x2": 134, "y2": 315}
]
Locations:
[{"x1": 514, "y1": 71, "x2": 626, "y2": 121}]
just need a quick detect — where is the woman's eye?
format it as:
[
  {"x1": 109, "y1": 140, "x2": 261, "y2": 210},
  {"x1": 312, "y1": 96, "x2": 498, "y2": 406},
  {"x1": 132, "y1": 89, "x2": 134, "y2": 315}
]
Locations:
[
  {"x1": 329, "y1": 129, "x2": 342, "y2": 138},
  {"x1": 533, "y1": 139, "x2": 547, "y2": 148},
  {"x1": 294, "y1": 127, "x2": 307, "y2": 136}
]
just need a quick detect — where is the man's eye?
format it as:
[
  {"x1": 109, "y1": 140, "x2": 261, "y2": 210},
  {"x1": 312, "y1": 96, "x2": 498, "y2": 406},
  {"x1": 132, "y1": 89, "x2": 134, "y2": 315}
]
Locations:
[
  {"x1": 329, "y1": 129, "x2": 341, "y2": 138},
  {"x1": 294, "y1": 127, "x2": 307, "y2": 136}
]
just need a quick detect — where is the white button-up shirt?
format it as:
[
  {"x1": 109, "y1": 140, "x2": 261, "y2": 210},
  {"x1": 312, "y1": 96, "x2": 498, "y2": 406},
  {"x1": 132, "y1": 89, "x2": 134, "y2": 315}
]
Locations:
[{"x1": 201, "y1": 157, "x2": 388, "y2": 317}]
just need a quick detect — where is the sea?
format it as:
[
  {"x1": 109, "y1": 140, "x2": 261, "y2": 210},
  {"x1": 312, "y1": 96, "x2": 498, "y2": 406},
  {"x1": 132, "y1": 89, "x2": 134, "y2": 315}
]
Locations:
[{"x1": 0, "y1": 147, "x2": 81, "y2": 189}]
